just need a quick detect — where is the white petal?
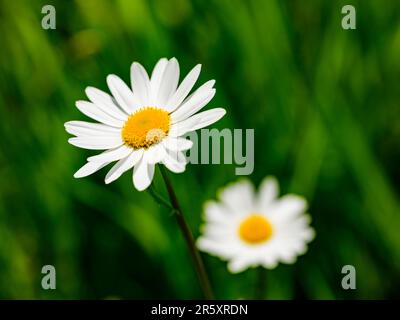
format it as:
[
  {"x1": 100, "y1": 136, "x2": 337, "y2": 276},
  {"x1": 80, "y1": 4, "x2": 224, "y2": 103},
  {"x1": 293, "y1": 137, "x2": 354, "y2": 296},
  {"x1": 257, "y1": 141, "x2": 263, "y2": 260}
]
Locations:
[
  {"x1": 219, "y1": 179, "x2": 255, "y2": 214},
  {"x1": 107, "y1": 74, "x2": 140, "y2": 114},
  {"x1": 279, "y1": 253, "x2": 297, "y2": 264},
  {"x1": 168, "y1": 116, "x2": 199, "y2": 137},
  {"x1": 261, "y1": 259, "x2": 279, "y2": 269},
  {"x1": 74, "y1": 161, "x2": 110, "y2": 178},
  {"x1": 105, "y1": 149, "x2": 143, "y2": 184},
  {"x1": 258, "y1": 176, "x2": 279, "y2": 211},
  {"x1": 157, "y1": 58, "x2": 179, "y2": 108},
  {"x1": 169, "y1": 108, "x2": 226, "y2": 136},
  {"x1": 172, "y1": 89, "x2": 215, "y2": 123},
  {"x1": 171, "y1": 81, "x2": 216, "y2": 123},
  {"x1": 132, "y1": 156, "x2": 155, "y2": 191},
  {"x1": 196, "y1": 237, "x2": 235, "y2": 258},
  {"x1": 201, "y1": 223, "x2": 234, "y2": 240},
  {"x1": 189, "y1": 108, "x2": 226, "y2": 131},
  {"x1": 203, "y1": 201, "x2": 230, "y2": 224},
  {"x1": 282, "y1": 217, "x2": 315, "y2": 242},
  {"x1": 162, "y1": 137, "x2": 193, "y2": 152},
  {"x1": 282, "y1": 243, "x2": 309, "y2": 257},
  {"x1": 75, "y1": 101, "x2": 124, "y2": 127},
  {"x1": 228, "y1": 257, "x2": 251, "y2": 274},
  {"x1": 177, "y1": 151, "x2": 188, "y2": 164},
  {"x1": 85, "y1": 87, "x2": 128, "y2": 120},
  {"x1": 68, "y1": 136, "x2": 123, "y2": 150},
  {"x1": 130, "y1": 62, "x2": 151, "y2": 105},
  {"x1": 87, "y1": 145, "x2": 132, "y2": 163},
  {"x1": 145, "y1": 144, "x2": 167, "y2": 164},
  {"x1": 166, "y1": 64, "x2": 201, "y2": 112},
  {"x1": 64, "y1": 121, "x2": 120, "y2": 137},
  {"x1": 161, "y1": 151, "x2": 186, "y2": 173},
  {"x1": 150, "y1": 58, "x2": 168, "y2": 105},
  {"x1": 294, "y1": 227, "x2": 315, "y2": 242},
  {"x1": 271, "y1": 195, "x2": 308, "y2": 221},
  {"x1": 305, "y1": 228, "x2": 316, "y2": 242}
]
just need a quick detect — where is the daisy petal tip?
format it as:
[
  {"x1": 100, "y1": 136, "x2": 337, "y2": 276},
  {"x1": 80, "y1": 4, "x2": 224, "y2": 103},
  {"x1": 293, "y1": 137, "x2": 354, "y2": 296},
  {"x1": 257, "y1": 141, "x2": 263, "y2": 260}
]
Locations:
[
  {"x1": 134, "y1": 181, "x2": 151, "y2": 192},
  {"x1": 84, "y1": 86, "x2": 93, "y2": 94},
  {"x1": 219, "y1": 108, "x2": 227, "y2": 116},
  {"x1": 265, "y1": 262, "x2": 279, "y2": 270},
  {"x1": 308, "y1": 228, "x2": 317, "y2": 241},
  {"x1": 75, "y1": 100, "x2": 85, "y2": 108},
  {"x1": 284, "y1": 256, "x2": 298, "y2": 265},
  {"x1": 130, "y1": 61, "x2": 142, "y2": 70},
  {"x1": 87, "y1": 155, "x2": 103, "y2": 163},
  {"x1": 67, "y1": 137, "x2": 75, "y2": 145},
  {"x1": 203, "y1": 200, "x2": 216, "y2": 211},
  {"x1": 195, "y1": 238, "x2": 206, "y2": 251},
  {"x1": 106, "y1": 74, "x2": 114, "y2": 82},
  {"x1": 132, "y1": 163, "x2": 154, "y2": 191},
  {"x1": 286, "y1": 194, "x2": 308, "y2": 210},
  {"x1": 211, "y1": 108, "x2": 227, "y2": 121},
  {"x1": 262, "y1": 176, "x2": 279, "y2": 188},
  {"x1": 227, "y1": 263, "x2": 245, "y2": 274},
  {"x1": 73, "y1": 169, "x2": 86, "y2": 179},
  {"x1": 64, "y1": 121, "x2": 75, "y2": 128}
]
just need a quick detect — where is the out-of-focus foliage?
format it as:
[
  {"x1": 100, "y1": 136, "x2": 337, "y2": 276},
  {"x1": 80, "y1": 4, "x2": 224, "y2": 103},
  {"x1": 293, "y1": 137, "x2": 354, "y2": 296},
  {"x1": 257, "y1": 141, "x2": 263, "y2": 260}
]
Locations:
[{"x1": 0, "y1": 0, "x2": 399, "y2": 299}]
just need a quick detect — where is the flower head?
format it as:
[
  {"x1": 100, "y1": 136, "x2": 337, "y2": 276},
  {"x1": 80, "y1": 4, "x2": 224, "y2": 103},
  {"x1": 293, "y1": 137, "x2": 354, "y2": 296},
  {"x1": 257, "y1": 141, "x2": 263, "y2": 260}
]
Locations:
[
  {"x1": 65, "y1": 58, "x2": 226, "y2": 191},
  {"x1": 197, "y1": 177, "x2": 315, "y2": 273}
]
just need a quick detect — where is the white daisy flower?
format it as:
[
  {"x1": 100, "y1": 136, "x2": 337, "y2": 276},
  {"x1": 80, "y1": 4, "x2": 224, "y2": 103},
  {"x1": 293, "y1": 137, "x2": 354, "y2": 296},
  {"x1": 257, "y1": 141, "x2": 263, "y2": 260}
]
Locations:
[
  {"x1": 65, "y1": 58, "x2": 226, "y2": 191},
  {"x1": 197, "y1": 177, "x2": 315, "y2": 273}
]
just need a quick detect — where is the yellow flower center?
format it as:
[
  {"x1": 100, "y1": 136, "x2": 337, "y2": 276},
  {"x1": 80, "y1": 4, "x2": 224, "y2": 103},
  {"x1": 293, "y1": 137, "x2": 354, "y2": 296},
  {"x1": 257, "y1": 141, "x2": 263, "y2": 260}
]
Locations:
[
  {"x1": 122, "y1": 107, "x2": 170, "y2": 149},
  {"x1": 238, "y1": 214, "x2": 273, "y2": 244}
]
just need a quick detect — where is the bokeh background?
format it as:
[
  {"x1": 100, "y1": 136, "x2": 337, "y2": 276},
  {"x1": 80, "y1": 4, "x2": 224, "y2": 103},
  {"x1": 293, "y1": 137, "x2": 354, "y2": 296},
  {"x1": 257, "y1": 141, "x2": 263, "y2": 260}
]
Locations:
[{"x1": 0, "y1": 0, "x2": 399, "y2": 299}]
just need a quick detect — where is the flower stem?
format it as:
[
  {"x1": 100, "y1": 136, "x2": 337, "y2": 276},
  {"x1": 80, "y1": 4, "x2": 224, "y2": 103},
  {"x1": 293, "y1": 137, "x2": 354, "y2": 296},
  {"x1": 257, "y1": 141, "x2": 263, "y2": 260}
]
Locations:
[
  {"x1": 158, "y1": 165, "x2": 214, "y2": 300},
  {"x1": 148, "y1": 184, "x2": 174, "y2": 211},
  {"x1": 255, "y1": 267, "x2": 267, "y2": 299}
]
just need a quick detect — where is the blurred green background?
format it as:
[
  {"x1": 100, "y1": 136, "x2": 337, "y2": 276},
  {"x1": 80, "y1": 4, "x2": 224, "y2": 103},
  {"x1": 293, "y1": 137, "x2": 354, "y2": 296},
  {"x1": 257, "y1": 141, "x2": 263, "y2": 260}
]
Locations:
[{"x1": 0, "y1": 0, "x2": 399, "y2": 299}]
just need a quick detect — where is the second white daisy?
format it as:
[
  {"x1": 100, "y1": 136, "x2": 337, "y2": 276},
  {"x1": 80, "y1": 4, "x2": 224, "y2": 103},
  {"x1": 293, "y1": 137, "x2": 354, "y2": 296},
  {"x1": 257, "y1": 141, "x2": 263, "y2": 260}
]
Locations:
[
  {"x1": 197, "y1": 177, "x2": 315, "y2": 273},
  {"x1": 65, "y1": 57, "x2": 226, "y2": 191}
]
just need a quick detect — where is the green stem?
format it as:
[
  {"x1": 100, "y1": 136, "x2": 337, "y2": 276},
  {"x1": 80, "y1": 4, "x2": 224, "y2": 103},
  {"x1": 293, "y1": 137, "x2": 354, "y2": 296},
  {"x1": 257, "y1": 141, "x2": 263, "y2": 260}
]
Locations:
[
  {"x1": 255, "y1": 267, "x2": 267, "y2": 299},
  {"x1": 148, "y1": 185, "x2": 174, "y2": 211},
  {"x1": 158, "y1": 165, "x2": 214, "y2": 300}
]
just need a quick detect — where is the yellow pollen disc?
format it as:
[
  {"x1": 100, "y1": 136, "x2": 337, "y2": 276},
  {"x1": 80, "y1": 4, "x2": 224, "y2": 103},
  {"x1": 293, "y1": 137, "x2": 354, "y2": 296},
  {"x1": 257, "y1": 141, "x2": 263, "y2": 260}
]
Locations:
[
  {"x1": 238, "y1": 214, "x2": 273, "y2": 244},
  {"x1": 122, "y1": 107, "x2": 170, "y2": 149}
]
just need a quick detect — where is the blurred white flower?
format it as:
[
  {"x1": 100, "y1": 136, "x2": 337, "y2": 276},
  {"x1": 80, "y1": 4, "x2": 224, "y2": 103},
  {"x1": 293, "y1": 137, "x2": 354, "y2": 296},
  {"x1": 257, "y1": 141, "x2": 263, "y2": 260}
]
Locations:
[
  {"x1": 197, "y1": 177, "x2": 315, "y2": 273},
  {"x1": 65, "y1": 58, "x2": 226, "y2": 191}
]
